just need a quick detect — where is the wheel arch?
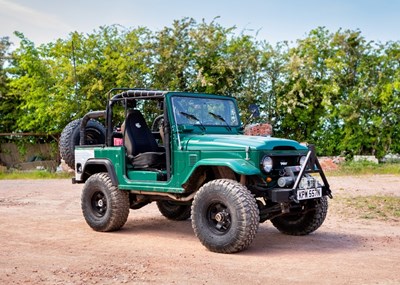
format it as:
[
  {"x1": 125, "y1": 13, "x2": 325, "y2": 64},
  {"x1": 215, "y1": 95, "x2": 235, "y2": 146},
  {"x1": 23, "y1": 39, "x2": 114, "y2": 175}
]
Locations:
[
  {"x1": 80, "y1": 159, "x2": 119, "y2": 185},
  {"x1": 194, "y1": 159, "x2": 260, "y2": 175},
  {"x1": 182, "y1": 159, "x2": 261, "y2": 193}
]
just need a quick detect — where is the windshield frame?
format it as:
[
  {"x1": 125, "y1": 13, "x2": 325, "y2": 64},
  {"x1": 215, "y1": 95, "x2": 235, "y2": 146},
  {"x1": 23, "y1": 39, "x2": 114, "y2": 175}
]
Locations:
[{"x1": 169, "y1": 94, "x2": 241, "y2": 129}]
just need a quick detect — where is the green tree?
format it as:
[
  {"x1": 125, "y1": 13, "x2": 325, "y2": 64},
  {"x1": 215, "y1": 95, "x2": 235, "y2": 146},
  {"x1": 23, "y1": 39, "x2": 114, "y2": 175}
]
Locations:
[
  {"x1": 0, "y1": 36, "x2": 17, "y2": 134},
  {"x1": 275, "y1": 28, "x2": 334, "y2": 146},
  {"x1": 189, "y1": 19, "x2": 263, "y2": 120},
  {"x1": 151, "y1": 18, "x2": 196, "y2": 91},
  {"x1": 0, "y1": 37, "x2": 10, "y2": 96},
  {"x1": 2, "y1": 20, "x2": 400, "y2": 157},
  {"x1": 256, "y1": 42, "x2": 289, "y2": 124},
  {"x1": 150, "y1": 18, "x2": 264, "y2": 122},
  {"x1": 7, "y1": 32, "x2": 57, "y2": 133},
  {"x1": 7, "y1": 26, "x2": 154, "y2": 133},
  {"x1": 367, "y1": 41, "x2": 400, "y2": 157}
]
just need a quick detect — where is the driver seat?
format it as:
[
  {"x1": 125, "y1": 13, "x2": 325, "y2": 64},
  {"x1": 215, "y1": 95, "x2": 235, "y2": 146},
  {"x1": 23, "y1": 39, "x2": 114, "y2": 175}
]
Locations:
[{"x1": 124, "y1": 110, "x2": 166, "y2": 169}]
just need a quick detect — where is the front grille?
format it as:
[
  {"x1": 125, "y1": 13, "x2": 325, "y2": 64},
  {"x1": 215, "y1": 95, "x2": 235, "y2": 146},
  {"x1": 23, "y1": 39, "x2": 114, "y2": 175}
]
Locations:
[
  {"x1": 272, "y1": 156, "x2": 298, "y2": 170},
  {"x1": 260, "y1": 151, "x2": 306, "y2": 178}
]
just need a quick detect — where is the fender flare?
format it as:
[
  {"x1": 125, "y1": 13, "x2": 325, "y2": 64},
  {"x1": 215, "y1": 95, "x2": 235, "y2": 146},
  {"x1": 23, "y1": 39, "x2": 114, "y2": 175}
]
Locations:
[
  {"x1": 191, "y1": 158, "x2": 261, "y2": 176},
  {"x1": 81, "y1": 158, "x2": 119, "y2": 185}
]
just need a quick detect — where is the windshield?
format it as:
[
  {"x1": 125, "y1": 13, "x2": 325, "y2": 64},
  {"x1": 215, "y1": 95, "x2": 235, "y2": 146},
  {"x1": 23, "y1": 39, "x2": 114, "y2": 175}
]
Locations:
[{"x1": 171, "y1": 96, "x2": 240, "y2": 127}]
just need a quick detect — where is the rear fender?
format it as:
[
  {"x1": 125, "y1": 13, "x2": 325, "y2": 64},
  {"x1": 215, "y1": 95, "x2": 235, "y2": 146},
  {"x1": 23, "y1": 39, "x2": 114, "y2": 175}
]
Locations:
[{"x1": 74, "y1": 158, "x2": 118, "y2": 185}]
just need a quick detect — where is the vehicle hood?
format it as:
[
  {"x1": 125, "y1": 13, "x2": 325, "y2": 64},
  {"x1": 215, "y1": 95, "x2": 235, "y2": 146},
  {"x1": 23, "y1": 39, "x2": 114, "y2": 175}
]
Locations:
[{"x1": 182, "y1": 134, "x2": 307, "y2": 151}]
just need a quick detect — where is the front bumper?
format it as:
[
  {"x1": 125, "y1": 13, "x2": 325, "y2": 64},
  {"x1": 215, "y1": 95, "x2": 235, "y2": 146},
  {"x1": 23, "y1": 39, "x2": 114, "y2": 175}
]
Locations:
[
  {"x1": 261, "y1": 145, "x2": 332, "y2": 203},
  {"x1": 267, "y1": 185, "x2": 331, "y2": 203}
]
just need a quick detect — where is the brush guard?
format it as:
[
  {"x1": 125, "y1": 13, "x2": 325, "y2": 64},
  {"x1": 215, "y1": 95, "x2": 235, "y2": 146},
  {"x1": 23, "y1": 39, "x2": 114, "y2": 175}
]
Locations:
[{"x1": 267, "y1": 145, "x2": 333, "y2": 203}]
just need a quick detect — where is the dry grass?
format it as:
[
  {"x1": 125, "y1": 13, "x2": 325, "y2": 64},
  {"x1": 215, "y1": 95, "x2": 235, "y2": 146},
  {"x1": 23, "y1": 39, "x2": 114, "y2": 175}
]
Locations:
[
  {"x1": 332, "y1": 195, "x2": 400, "y2": 222},
  {"x1": 0, "y1": 170, "x2": 73, "y2": 180},
  {"x1": 326, "y1": 161, "x2": 400, "y2": 176}
]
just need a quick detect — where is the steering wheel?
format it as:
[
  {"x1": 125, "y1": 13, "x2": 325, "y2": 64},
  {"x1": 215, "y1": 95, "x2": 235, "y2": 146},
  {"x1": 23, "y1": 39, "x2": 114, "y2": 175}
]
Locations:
[{"x1": 151, "y1": 114, "x2": 164, "y2": 132}]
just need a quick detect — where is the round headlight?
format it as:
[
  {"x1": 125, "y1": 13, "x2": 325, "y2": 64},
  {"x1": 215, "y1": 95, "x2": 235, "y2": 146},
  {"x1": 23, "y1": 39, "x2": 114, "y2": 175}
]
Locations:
[
  {"x1": 261, "y1": 156, "x2": 273, "y2": 173},
  {"x1": 299, "y1": 156, "x2": 307, "y2": 166}
]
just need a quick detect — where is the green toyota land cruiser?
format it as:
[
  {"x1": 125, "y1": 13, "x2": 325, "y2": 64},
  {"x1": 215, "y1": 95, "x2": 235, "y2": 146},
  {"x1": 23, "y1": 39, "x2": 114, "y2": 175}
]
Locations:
[{"x1": 60, "y1": 88, "x2": 332, "y2": 253}]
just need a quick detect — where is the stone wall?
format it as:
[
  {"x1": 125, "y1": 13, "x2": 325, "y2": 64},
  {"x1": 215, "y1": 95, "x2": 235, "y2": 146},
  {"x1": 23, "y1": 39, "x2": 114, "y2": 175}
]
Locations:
[{"x1": 0, "y1": 142, "x2": 59, "y2": 170}]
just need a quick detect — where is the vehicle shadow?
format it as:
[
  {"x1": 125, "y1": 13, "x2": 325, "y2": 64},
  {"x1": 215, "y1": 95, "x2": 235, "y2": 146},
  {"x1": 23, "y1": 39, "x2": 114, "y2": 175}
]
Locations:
[
  {"x1": 118, "y1": 214, "x2": 195, "y2": 236},
  {"x1": 245, "y1": 222, "x2": 363, "y2": 256},
  {"x1": 114, "y1": 214, "x2": 363, "y2": 255}
]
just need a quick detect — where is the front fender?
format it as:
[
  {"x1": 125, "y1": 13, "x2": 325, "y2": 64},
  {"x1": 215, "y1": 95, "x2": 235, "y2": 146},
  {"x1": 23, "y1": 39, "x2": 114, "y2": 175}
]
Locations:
[{"x1": 192, "y1": 158, "x2": 261, "y2": 176}]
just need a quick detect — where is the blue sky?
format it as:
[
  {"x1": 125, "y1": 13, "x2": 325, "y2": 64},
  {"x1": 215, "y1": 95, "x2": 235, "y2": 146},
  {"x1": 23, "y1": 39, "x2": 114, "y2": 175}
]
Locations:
[{"x1": 1, "y1": 0, "x2": 399, "y2": 47}]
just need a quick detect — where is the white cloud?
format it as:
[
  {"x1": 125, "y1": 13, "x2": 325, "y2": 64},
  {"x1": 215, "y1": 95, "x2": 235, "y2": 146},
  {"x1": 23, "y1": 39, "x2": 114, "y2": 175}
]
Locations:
[{"x1": 0, "y1": 0, "x2": 73, "y2": 44}]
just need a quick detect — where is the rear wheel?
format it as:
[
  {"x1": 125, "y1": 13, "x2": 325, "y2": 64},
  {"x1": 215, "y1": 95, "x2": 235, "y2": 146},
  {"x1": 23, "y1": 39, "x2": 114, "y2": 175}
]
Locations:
[
  {"x1": 157, "y1": 201, "x2": 191, "y2": 221},
  {"x1": 271, "y1": 197, "x2": 328, "y2": 235},
  {"x1": 191, "y1": 179, "x2": 259, "y2": 253},
  {"x1": 81, "y1": 173, "x2": 129, "y2": 232},
  {"x1": 59, "y1": 118, "x2": 106, "y2": 169}
]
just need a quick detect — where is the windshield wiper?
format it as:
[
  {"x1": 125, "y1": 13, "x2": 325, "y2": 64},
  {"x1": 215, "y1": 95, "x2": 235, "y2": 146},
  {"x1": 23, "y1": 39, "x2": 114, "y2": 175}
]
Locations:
[
  {"x1": 180, "y1": 112, "x2": 205, "y2": 131},
  {"x1": 209, "y1": 112, "x2": 232, "y2": 131}
]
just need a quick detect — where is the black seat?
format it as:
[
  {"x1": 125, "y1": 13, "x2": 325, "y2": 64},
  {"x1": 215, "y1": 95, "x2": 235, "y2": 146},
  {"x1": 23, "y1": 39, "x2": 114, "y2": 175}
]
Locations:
[{"x1": 124, "y1": 110, "x2": 166, "y2": 169}]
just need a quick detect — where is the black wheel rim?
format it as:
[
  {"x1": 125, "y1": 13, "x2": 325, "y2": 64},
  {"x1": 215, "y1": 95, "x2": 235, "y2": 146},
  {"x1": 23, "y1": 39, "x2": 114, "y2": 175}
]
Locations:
[
  {"x1": 206, "y1": 202, "x2": 231, "y2": 234},
  {"x1": 91, "y1": 191, "x2": 107, "y2": 217}
]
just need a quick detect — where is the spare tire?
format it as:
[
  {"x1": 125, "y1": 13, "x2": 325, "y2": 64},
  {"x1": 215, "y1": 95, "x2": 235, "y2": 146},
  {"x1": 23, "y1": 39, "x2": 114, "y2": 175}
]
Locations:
[{"x1": 59, "y1": 119, "x2": 106, "y2": 169}]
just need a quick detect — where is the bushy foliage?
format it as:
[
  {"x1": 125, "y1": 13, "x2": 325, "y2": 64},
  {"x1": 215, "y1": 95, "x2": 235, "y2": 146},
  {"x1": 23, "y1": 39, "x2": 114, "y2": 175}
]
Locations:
[{"x1": 1, "y1": 19, "x2": 399, "y2": 158}]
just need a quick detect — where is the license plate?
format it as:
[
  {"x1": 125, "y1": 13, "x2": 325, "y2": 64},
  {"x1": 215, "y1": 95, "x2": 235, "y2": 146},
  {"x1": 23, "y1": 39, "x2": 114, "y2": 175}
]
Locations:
[{"x1": 297, "y1": 187, "x2": 322, "y2": 200}]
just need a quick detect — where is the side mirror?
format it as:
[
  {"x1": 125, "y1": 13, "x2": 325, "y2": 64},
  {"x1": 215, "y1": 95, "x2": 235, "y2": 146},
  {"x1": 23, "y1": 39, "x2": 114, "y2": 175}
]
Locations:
[
  {"x1": 249, "y1": 104, "x2": 260, "y2": 118},
  {"x1": 243, "y1": 104, "x2": 260, "y2": 125}
]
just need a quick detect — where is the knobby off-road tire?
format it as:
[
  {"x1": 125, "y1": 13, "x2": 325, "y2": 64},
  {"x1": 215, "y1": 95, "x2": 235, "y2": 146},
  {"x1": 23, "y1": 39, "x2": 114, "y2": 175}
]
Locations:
[
  {"x1": 59, "y1": 118, "x2": 106, "y2": 169},
  {"x1": 191, "y1": 179, "x2": 259, "y2": 254},
  {"x1": 81, "y1": 173, "x2": 130, "y2": 232},
  {"x1": 156, "y1": 201, "x2": 191, "y2": 221},
  {"x1": 271, "y1": 196, "x2": 328, "y2": 236}
]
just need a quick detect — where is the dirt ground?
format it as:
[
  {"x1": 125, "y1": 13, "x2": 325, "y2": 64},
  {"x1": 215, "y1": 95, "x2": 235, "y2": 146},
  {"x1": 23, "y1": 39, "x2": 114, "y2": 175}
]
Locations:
[{"x1": 0, "y1": 175, "x2": 399, "y2": 285}]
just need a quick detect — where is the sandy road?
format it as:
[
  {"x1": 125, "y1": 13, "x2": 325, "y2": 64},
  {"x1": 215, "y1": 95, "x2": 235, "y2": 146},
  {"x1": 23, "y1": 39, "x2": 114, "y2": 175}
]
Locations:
[{"x1": 0, "y1": 177, "x2": 399, "y2": 284}]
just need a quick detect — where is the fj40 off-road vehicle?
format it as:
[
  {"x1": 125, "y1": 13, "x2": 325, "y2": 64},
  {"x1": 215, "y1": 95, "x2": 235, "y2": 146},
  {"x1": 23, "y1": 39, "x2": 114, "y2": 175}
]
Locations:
[{"x1": 60, "y1": 88, "x2": 332, "y2": 253}]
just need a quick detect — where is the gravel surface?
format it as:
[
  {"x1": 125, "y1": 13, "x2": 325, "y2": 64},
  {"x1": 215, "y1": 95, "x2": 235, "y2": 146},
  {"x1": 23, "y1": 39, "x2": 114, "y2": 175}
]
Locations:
[{"x1": 0, "y1": 176, "x2": 399, "y2": 284}]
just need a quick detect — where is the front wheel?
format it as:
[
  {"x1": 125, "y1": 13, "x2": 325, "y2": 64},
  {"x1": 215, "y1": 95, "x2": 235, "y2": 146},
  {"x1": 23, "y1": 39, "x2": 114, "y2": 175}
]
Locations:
[
  {"x1": 271, "y1": 196, "x2": 328, "y2": 236},
  {"x1": 191, "y1": 179, "x2": 259, "y2": 253},
  {"x1": 81, "y1": 173, "x2": 130, "y2": 232}
]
